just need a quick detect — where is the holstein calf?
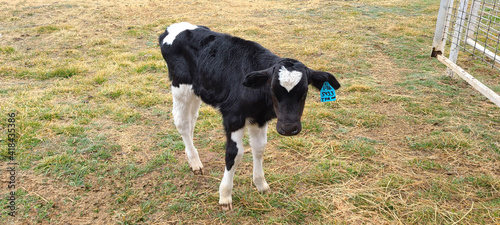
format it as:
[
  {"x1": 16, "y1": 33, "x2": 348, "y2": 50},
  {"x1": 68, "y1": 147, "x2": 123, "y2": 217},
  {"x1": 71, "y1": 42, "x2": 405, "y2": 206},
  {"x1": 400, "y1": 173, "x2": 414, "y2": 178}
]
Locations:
[{"x1": 159, "y1": 22, "x2": 340, "y2": 210}]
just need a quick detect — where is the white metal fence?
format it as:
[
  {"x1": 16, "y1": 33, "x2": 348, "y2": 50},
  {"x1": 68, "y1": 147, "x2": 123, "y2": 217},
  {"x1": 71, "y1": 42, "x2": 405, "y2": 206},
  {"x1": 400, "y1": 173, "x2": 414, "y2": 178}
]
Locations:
[{"x1": 432, "y1": 0, "x2": 500, "y2": 107}]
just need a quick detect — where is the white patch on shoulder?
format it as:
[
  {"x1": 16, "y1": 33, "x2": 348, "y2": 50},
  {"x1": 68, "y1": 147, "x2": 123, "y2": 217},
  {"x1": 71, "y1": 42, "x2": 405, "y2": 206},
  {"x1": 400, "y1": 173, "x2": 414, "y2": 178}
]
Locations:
[
  {"x1": 162, "y1": 22, "x2": 198, "y2": 45},
  {"x1": 278, "y1": 66, "x2": 303, "y2": 92}
]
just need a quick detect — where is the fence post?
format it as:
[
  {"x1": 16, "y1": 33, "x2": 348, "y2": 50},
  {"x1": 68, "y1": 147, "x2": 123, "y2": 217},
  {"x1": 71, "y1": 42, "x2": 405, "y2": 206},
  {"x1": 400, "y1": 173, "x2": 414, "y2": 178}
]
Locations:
[
  {"x1": 447, "y1": 0, "x2": 469, "y2": 76},
  {"x1": 432, "y1": 0, "x2": 453, "y2": 57},
  {"x1": 466, "y1": 0, "x2": 480, "y2": 40},
  {"x1": 432, "y1": 0, "x2": 500, "y2": 108}
]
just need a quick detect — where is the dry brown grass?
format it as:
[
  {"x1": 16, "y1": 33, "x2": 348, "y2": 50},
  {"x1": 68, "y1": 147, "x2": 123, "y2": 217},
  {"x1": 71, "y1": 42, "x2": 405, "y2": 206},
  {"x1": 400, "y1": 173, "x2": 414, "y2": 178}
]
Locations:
[{"x1": 1, "y1": 0, "x2": 499, "y2": 224}]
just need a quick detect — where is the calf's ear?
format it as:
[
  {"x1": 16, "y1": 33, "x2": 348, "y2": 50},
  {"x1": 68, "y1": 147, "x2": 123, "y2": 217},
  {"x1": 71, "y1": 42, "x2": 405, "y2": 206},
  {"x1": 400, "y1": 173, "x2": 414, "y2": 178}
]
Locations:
[
  {"x1": 243, "y1": 68, "x2": 272, "y2": 88},
  {"x1": 309, "y1": 70, "x2": 341, "y2": 91}
]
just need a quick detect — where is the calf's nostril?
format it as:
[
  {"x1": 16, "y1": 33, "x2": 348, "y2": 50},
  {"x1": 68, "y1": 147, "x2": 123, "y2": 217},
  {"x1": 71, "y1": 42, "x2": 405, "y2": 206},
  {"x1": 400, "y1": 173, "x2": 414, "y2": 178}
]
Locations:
[{"x1": 276, "y1": 122, "x2": 301, "y2": 136}]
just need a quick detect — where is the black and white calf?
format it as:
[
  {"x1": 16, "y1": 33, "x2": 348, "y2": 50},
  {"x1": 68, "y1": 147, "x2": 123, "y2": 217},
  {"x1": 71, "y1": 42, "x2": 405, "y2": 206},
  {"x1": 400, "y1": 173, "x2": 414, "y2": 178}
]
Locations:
[{"x1": 159, "y1": 22, "x2": 340, "y2": 210}]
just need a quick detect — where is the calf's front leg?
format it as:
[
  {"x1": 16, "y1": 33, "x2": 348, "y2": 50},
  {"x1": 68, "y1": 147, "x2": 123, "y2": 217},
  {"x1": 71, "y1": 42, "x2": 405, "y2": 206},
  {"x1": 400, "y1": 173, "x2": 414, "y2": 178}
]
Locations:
[
  {"x1": 248, "y1": 123, "x2": 270, "y2": 193},
  {"x1": 219, "y1": 127, "x2": 245, "y2": 211}
]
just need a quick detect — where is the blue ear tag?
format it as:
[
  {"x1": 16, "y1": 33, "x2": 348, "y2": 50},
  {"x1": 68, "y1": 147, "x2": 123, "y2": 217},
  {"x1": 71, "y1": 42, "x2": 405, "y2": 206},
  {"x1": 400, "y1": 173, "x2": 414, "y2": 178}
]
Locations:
[{"x1": 320, "y1": 82, "x2": 336, "y2": 102}]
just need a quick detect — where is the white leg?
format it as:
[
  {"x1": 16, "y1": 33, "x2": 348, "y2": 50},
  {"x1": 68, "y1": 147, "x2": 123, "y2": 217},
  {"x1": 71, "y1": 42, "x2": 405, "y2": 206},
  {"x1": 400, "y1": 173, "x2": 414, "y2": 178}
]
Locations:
[
  {"x1": 171, "y1": 84, "x2": 203, "y2": 174},
  {"x1": 219, "y1": 127, "x2": 245, "y2": 210},
  {"x1": 248, "y1": 123, "x2": 270, "y2": 193}
]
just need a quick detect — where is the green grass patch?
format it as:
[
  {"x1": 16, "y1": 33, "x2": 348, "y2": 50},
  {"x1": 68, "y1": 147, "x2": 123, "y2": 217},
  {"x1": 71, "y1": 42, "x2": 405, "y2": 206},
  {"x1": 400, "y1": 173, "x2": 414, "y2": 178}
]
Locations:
[
  {"x1": 278, "y1": 137, "x2": 312, "y2": 154},
  {"x1": 93, "y1": 74, "x2": 107, "y2": 85},
  {"x1": 13, "y1": 189, "x2": 54, "y2": 223},
  {"x1": 91, "y1": 38, "x2": 111, "y2": 46},
  {"x1": 408, "y1": 159, "x2": 444, "y2": 171},
  {"x1": 112, "y1": 108, "x2": 141, "y2": 123},
  {"x1": 39, "y1": 67, "x2": 81, "y2": 80},
  {"x1": 341, "y1": 137, "x2": 378, "y2": 158},
  {"x1": 34, "y1": 135, "x2": 122, "y2": 186},
  {"x1": 0, "y1": 46, "x2": 15, "y2": 54},
  {"x1": 104, "y1": 90, "x2": 124, "y2": 100},
  {"x1": 306, "y1": 160, "x2": 345, "y2": 184},
  {"x1": 134, "y1": 62, "x2": 166, "y2": 73},
  {"x1": 333, "y1": 108, "x2": 387, "y2": 128},
  {"x1": 408, "y1": 131, "x2": 471, "y2": 151},
  {"x1": 35, "y1": 153, "x2": 96, "y2": 187},
  {"x1": 52, "y1": 124, "x2": 85, "y2": 137},
  {"x1": 378, "y1": 174, "x2": 414, "y2": 190},
  {"x1": 345, "y1": 84, "x2": 372, "y2": 92},
  {"x1": 37, "y1": 25, "x2": 60, "y2": 34}
]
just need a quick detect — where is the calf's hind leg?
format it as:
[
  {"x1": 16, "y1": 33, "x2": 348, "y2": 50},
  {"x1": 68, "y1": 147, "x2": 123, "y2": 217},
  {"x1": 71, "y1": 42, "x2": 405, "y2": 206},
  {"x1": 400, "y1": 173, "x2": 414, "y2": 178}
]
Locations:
[{"x1": 171, "y1": 84, "x2": 203, "y2": 174}]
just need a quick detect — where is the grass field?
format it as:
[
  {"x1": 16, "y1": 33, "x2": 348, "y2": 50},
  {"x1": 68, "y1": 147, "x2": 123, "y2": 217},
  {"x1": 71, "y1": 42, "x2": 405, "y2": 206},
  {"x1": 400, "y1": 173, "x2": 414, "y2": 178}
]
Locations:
[{"x1": 1, "y1": 0, "x2": 499, "y2": 224}]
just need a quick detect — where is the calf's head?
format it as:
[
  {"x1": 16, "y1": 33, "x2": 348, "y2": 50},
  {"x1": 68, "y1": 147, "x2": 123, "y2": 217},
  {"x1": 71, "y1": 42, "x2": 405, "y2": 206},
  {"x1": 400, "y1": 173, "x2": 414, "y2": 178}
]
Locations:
[{"x1": 243, "y1": 59, "x2": 340, "y2": 136}]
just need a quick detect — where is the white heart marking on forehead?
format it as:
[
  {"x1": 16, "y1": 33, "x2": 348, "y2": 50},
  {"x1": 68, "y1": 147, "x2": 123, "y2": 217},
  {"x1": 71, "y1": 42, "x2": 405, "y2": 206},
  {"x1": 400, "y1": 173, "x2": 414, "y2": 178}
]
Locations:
[{"x1": 278, "y1": 66, "x2": 303, "y2": 92}]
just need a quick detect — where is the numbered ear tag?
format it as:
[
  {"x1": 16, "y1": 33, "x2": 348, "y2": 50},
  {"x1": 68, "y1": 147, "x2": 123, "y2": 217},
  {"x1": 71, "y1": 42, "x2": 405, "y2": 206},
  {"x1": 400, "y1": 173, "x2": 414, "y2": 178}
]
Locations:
[{"x1": 320, "y1": 82, "x2": 336, "y2": 102}]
